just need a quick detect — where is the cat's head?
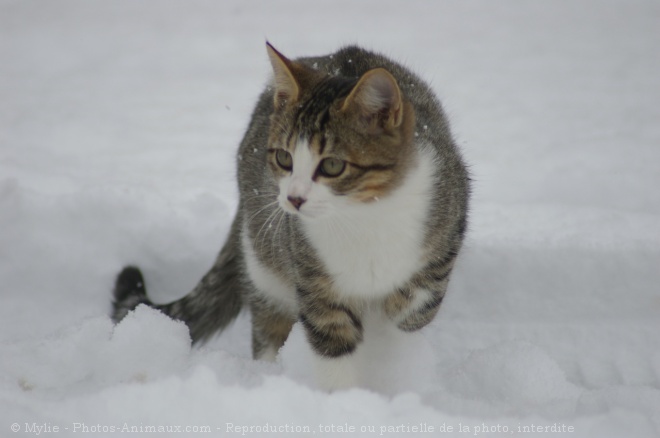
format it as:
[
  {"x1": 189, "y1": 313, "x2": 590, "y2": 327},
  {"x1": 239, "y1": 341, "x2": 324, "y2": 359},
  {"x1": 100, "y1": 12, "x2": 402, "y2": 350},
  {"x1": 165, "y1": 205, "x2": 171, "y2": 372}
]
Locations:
[{"x1": 265, "y1": 43, "x2": 416, "y2": 220}]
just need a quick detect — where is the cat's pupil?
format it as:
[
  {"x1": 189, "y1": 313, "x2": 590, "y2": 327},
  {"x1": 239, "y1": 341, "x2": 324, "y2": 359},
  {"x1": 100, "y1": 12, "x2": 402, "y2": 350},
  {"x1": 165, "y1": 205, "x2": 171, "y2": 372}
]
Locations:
[
  {"x1": 319, "y1": 157, "x2": 345, "y2": 177},
  {"x1": 276, "y1": 150, "x2": 293, "y2": 171}
]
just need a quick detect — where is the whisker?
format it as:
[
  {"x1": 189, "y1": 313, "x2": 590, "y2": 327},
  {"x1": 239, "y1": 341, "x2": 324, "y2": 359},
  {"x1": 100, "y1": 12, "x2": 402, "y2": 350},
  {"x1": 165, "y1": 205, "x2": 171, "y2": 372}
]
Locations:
[
  {"x1": 243, "y1": 192, "x2": 280, "y2": 202},
  {"x1": 255, "y1": 206, "x2": 284, "y2": 254},
  {"x1": 270, "y1": 209, "x2": 287, "y2": 258},
  {"x1": 245, "y1": 200, "x2": 279, "y2": 228}
]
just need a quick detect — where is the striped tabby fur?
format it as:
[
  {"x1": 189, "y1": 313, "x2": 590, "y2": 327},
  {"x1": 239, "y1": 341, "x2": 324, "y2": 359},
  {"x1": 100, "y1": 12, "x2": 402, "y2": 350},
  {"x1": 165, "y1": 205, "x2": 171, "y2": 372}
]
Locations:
[{"x1": 112, "y1": 43, "x2": 470, "y2": 390}]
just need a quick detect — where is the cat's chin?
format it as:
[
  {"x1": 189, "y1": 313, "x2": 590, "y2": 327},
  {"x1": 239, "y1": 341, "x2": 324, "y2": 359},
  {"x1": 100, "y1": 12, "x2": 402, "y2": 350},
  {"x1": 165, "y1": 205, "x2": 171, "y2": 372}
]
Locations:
[{"x1": 289, "y1": 208, "x2": 324, "y2": 220}]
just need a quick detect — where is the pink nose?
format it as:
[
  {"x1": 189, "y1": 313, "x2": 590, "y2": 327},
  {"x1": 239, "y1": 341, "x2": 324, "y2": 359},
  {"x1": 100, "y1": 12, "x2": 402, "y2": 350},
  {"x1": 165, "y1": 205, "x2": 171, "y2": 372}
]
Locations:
[{"x1": 287, "y1": 196, "x2": 306, "y2": 210}]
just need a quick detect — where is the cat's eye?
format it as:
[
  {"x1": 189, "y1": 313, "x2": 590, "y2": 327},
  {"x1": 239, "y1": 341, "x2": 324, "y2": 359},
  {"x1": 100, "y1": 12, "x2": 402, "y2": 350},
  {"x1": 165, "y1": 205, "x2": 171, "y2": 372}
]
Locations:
[
  {"x1": 275, "y1": 150, "x2": 293, "y2": 171},
  {"x1": 319, "y1": 157, "x2": 346, "y2": 177}
]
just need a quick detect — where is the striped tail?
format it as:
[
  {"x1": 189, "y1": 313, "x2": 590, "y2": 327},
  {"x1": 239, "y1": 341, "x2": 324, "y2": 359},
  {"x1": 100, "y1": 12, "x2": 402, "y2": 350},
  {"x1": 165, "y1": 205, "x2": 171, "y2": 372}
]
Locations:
[
  {"x1": 111, "y1": 228, "x2": 245, "y2": 344},
  {"x1": 112, "y1": 266, "x2": 152, "y2": 321}
]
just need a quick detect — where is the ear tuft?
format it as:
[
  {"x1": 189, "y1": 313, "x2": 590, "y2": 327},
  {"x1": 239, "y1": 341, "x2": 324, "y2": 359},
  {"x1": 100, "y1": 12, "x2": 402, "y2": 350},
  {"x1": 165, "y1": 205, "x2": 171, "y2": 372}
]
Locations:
[
  {"x1": 341, "y1": 68, "x2": 404, "y2": 130},
  {"x1": 266, "y1": 42, "x2": 300, "y2": 108}
]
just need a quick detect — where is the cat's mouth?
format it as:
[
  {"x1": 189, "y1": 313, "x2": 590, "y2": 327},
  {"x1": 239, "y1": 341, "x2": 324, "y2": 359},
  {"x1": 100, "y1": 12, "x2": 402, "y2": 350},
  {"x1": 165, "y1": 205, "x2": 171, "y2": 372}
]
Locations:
[
  {"x1": 283, "y1": 205, "x2": 319, "y2": 219},
  {"x1": 279, "y1": 199, "x2": 325, "y2": 219}
]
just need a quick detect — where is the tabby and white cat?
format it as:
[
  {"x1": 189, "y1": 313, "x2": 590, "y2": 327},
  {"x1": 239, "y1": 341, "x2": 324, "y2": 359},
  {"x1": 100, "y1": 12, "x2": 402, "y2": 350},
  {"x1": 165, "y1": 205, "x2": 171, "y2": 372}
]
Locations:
[{"x1": 113, "y1": 43, "x2": 470, "y2": 390}]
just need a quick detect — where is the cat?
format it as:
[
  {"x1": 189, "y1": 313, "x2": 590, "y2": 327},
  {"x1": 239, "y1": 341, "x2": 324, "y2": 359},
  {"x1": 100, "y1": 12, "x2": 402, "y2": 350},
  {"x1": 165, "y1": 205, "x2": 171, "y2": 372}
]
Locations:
[{"x1": 112, "y1": 42, "x2": 470, "y2": 390}]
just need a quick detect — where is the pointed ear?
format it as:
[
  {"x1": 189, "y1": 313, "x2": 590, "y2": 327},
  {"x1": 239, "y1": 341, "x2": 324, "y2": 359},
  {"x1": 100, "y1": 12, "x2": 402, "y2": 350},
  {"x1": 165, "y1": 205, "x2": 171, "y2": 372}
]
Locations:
[
  {"x1": 266, "y1": 42, "x2": 300, "y2": 108},
  {"x1": 341, "y1": 68, "x2": 404, "y2": 131}
]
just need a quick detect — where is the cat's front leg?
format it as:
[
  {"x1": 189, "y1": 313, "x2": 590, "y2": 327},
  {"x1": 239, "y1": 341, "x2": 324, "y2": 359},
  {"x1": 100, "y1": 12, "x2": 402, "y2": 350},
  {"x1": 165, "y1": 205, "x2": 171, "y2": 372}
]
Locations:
[
  {"x1": 384, "y1": 252, "x2": 456, "y2": 331},
  {"x1": 296, "y1": 285, "x2": 363, "y2": 391},
  {"x1": 384, "y1": 281, "x2": 448, "y2": 332}
]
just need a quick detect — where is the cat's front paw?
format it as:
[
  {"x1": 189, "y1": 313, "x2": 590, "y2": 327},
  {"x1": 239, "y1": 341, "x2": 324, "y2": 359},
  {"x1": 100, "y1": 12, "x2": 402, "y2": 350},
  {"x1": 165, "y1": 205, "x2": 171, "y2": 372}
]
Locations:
[{"x1": 384, "y1": 287, "x2": 443, "y2": 332}]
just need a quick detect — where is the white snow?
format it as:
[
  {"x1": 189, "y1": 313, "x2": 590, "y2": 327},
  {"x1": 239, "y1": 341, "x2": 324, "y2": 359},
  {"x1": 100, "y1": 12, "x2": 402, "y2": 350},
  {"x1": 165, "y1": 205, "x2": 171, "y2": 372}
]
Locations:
[{"x1": 2, "y1": 1, "x2": 659, "y2": 437}]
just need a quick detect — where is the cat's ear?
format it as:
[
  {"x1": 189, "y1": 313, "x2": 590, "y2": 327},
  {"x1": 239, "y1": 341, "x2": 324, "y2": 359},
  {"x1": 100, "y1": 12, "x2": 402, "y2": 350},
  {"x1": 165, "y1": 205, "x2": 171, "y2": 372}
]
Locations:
[
  {"x1": 266, "y1": 42, "x2": 301, "y2": 108},
  {"x1": 341, "y1": 68, "x2": 404, "y2": 132}
]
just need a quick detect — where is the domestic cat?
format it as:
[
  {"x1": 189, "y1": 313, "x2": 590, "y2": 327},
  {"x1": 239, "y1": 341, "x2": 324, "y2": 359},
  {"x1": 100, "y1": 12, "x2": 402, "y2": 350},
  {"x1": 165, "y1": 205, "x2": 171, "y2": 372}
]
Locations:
[{"x1": 112, "y1": 43, "x2": 470, "y2": 390}]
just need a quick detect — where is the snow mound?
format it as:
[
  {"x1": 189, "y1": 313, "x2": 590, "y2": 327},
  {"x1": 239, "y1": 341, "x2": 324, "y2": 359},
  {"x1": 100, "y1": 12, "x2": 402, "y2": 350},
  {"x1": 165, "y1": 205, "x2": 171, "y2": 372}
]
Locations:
[
  {"x1": 1, "y1": 306, "x2": 190, "y2": 397},
  {"x1": 104, "y1": 305, "x2": 192, "y2": 385},
  {"x1": 448, "y1": 341, "x2": 580, "y2": 408}
]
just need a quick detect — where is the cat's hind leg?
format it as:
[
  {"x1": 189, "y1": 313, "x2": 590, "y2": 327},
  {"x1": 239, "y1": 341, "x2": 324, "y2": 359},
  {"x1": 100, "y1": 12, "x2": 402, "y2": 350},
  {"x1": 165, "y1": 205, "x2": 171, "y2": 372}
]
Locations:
[{"x1": 250, "y1": 299, "x2": 296, "y2": 361}]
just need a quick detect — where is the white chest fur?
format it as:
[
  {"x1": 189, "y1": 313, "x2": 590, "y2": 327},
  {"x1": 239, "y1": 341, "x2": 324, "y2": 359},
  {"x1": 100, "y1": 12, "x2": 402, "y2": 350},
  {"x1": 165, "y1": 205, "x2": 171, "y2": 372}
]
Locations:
[{"x1": 302, "y1": 149, "x2": 436, "y2": 300}]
